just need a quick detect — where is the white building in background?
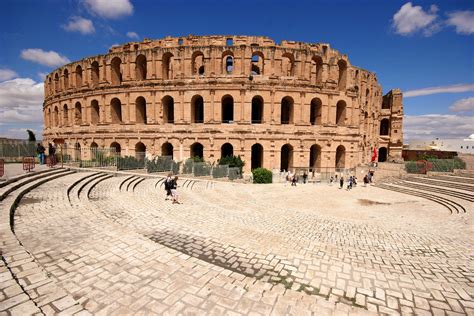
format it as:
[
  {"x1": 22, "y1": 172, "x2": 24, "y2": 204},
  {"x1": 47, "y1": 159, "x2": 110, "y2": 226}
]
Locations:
[{"x1": 407, "y1": 134, "x2": 474, "y2": 154}]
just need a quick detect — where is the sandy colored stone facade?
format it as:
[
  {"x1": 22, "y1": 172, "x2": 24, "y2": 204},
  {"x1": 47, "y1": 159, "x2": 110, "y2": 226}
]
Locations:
[{"x1": 42, "y1": 35, "x2": 403, "y2": 174}]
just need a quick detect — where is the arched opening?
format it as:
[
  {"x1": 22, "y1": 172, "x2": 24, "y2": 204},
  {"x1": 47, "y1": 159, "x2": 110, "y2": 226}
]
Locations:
[
  {"x1": 90, "y1": 142, "x2": 98, "y2": 160},
  {"x1": 62, "y1": 104, "x2": 68, "y2": 127},
  {"x1": 110, "y1": 142, "x2": 121, "y2": 157},
  {"x1": 380, "y1": 119, "x2": 390, "y2": 136},
  {"x1": 63, "y1": 69, "x2": 69, "y2": 89},
  {"x1": 135, "y1": 54, "x2": 147, "y2": 80},
  {"x1": 74, "y1": 143, "x2": 81, "y2": 161},
  {"x1": 251, "y1": 52, "x2": 263, "y2": 75},
  {"x1": 192, "y1": 51, "x2": 204, "y2": 75},
  {"x1": 161, "y1": 142, "x2": 173, "y2": 158},
  {"x1": 135, "y1": 96, "x2": 147, "y2": 124},
  {"x1": 74, "y1": 102, "x2": 82, "y2": 125},
  {"x1": 48, "y1": 77, "x2": 52, "y2": 94},
  {"x1": 91, "y1": 61, "x2": 99, "y2": 86},
  {"x1": 309, "y1": 144, "x2": 321, "y2": 170},
  {"x1": 111, "y1": 98, "x2": 122, "y2": 124},
  {"x1": 190, "y1": 142, "x2": 204, "y2": 159},
  {"x1": 162, "y1": 96, "x2": 174, "y2": 124},
  {"x1": 91, "y1": 100, "x2": 100, "y2": 125},
  {"x1": 47, "y1": 108, "x2": 51, "y2": 128},
  {"x1": 191, "y1": 95, "x2": 204, "y2": 123},
  {"x1": 54, "y1": 73, "x2": 60, "y2": 92},
  {"x1": 224, "y1": 55, "x2": 233, "y2": 74},
  {"x1": 282, "y1": 53, "x2": 294, "y2": 76},
  {"x1": 336, "y1": 100, "x2": 346, "y2": 126},
  {"x1": 281, "y1": 96, "x2": 293, "y2": 124},
  {"x1": 111, "y1": 57, "x2": 122, "y2": 85},
  {"x1": 135, "y1": 142, "x2": 146, "y2": 161},
  {"x1": 251, "y1": 143, "x2": 263, "y2": 170},
  {"x1": 310, "y1": 98, "x2": 322, "y2": 125},
  {"x1": 335, "y1": 145, "x2": 346, "y2": 169},
  {"x1": 312, "y1": 56, "x2": 323, "y2": 84},
  {"x1": 53, "y1": 106, "x2": 59, "y2": 127},
  {"x1": 221, "y1": 143, "x2": 233, "y2": 158},
  {"x1": 378, "y1": 147, "x2": 388, "y2": 162},
  {"x1": 251, "y1": 96, "x2": 264, "y2": 124},
  {"x1": 162, "y1": 53, "x2": 173, "y2": 79},
  {"x1": 75, "y1": 65, "x2": 82, "y2": 88},
  {"x1": 222, "y1": 95, "x2": 234, "y2": 123},
  {"x1": 337, "y1": 60, "x2": 347, "y2": 91},
  {"x1": 280, "y1": 144, "x2": 293, "y2": 172}
]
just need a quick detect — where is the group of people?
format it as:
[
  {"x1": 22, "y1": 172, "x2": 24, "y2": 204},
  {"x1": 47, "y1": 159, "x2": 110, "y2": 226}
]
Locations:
[
  {"x1": 35, "y1": 143, "x2": 56, "y2": 165},
  {"x1": 284, "y1": 171, "x2": 309, "y2": 186},
  {"x1": 164, "y1": 173, "x2": 181, "y2": 204},
  {"x1": 332, "y1": 170, "x2": 375, "y2": 190}
]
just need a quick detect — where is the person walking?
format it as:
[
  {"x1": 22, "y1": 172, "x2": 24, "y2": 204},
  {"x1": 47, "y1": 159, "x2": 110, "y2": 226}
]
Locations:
[
  {"x1": 171, "y1": 176, "x2": 181, "y2": 204},
  {"x1": 48, "y1": 143, "x2": 56, "y2": 166},
  {"x1": 36, "y1": 143, "x2": 45, "y2": 165},
  {"x1": 302, "y1": 172, "x2": 308, "y2": 184},
  {"x1": 164, "y1": 173, "x2": 172, "y2": 200},
  {"x1": 339, "y1": 176, "x2": 344, "y2": 189}
]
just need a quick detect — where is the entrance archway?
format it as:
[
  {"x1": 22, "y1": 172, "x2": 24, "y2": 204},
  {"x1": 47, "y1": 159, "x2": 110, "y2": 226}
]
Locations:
[
  {"x1": 161, "y1": 142, "x2": 173, "y2": 158},
  {"x1": 309, "y1": 144, "x2": 321, "y2": 170},
  {"x1": 280, "y1": 144, "x2": 293, "y2": 171},
  {"x1": 378, "y1": 147, "x2": 388, "y2": 162},
  {"x1": 190, "y1": 142, "x2": 204, "y2": 159},
  {"x1": 135, "y1": 142, "x2": 146, "y2": 160},
  {"x1": 251, "y1": 144, "x2": 263, "y2": 170},
  {"x1": 221, "y1": 143, "x2": 233, "y2": 158},
  {"x1": 336, "y1": 145, "x2": 346, "y2": 169}
]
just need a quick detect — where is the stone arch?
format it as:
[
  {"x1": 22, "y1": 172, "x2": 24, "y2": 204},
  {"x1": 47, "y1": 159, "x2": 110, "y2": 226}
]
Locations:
[
  {"x1": 190, "y1": 142, "x2": 204, "y2": 159},
  {"x1": 281, "y1": 96, "x2": 294, "y2": 124},
  {"x1": 309, "y1": 144, "x2": 322, "y2": 170},
  {"x1": 311, "y1": 56, "x2": 323, "y2": 84},
  {"x1": 251, "y1": 143, "x2": 263, "y2": 170},
  {"x1": 135, "y1": 142, "x2": 146, "y2": 160},
  {"x1": 378, "y1": 147, "x2": 388, "y2": 162},
  {"x1": 380, "y1": 118, "x2": 390, "y2": 136},
  {"x1": 192, "y1": 51, "x2": 205, "y2": 75},
  {"x1": 111, "y1": 98, "x2": 122, "y2": 123},
  {"x1": 91, "y1": 61, "x2": 100, "y2": 86},
  {"x1": 335, "y1": 145, "x2": 346, "y2": 169},
  {"x1": 62, "y1": 104, "x2": 68, "y2": 127},
  {"x1": 336, "y1": 100, "x2": 346, "y2": 126},
  {"x1": 191, "y1": 95, "x2": 204, "y2": 123},
  {"x1": 48, "y1": 77, "x2": 52, "y2": 94},
  {"x1": 53, "y1": 106, "x2": 59, "y2": 127},
  {"x1": 251, "y1": 96, "x2": 264, "y2": 124},
  {"x1": 54, "y1": 73, "x2": 60, "y2": 92},
  {"x1": 162, "y1": 52, "x2": 173, "y2": 79},
  {"x1": 135, "y1": 54, "x2": 147, "y2": 80},
  {"x1": 135, "y1": 96, "x2": 147, "y2": 124},
  {"x1": 223, "y1": 51, "x2": 234, "y2": 74},
  {"x1": 75, "y1": 65, "x2": 82, "y2": 88},
  {"x1": 63, "y1": 69, "x2": 69, "y2": 89},
  {"x1": 221, "y1": 143, "x2": 233, "y2": 158},
  {"x1": 91, "y1": 100, "x2": 100, "y2": 125},
  {"x1": 90, "y1": 142, "x2": 99, "y2": 160},
  {"x1": 74, "y1": 142, "x2": 81, "y2": 160},
  {"x1": 337, "y1": 60, "x2": 347, "y2": 91},
  {"x1": 222, "y1": 95, "x2": 234, "y2": 123},
  {"x1": 110, "y1": 141, "x2": 121, "y2": 156},
  {"x1": 111, "y1": 57, "x2": 122, "y2": 85},
  {"x1": 161, "y1": 142, "x2": 173, "y2": 158},
  {"x1": 310, "y1": 98, "x2": 322, "y2": 125},
  {"x1": 251, "y1": 52, "x2": 264, "y2": 75},
  {"x1": 282, "y1": 53, "x2": 295, "y2": 76},
  {"x1": 74, "y1": 102, "x2": 82, "y2": 125},
  {"x1": 280, "y1": 144, "x2": 294, "y2": 172},
  {"x1": 47, "y1": 108, "x2": 51, "y2": 128},
  {"x1": 162, "y1": 95, "x2": 174, "y2": 124}
]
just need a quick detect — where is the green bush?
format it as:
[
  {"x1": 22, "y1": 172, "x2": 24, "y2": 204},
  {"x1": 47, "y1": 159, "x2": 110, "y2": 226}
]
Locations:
[
  {"x1": 252, "y1": 167, "x2": 272, "y2": 183},
  {"x1": 218, "y1": 155, "x2": 245, "y2": 171},
  {"x1": 117, "y1": 155, "x2": 144, "y2": 170}
]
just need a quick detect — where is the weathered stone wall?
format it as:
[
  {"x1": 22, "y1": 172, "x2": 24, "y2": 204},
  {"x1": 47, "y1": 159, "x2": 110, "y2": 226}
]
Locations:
[{"x1": 43, "y1": 35, "x2": 403, "y2": 173}]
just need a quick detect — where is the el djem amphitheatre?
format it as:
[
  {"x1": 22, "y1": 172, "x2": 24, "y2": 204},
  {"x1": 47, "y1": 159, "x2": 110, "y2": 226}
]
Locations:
[{"x1": 42, "y1": 35, "x2": 403, "y2": 173}]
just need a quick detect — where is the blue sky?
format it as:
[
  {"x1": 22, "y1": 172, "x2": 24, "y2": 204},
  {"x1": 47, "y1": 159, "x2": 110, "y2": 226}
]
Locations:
[{"x1": 0, "y1": 0, "x2": 473, "y2": 141}]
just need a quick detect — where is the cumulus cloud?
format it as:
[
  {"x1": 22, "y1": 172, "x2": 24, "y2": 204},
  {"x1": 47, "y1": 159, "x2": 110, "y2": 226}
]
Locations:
[
  {"x1": 446, "y1": 11, "x2": 474, "y2": 35},
  {"x1": 83, "y1": 0, "x2": 133, "y2": 19},
  {"x1": 404, "y1": 114, "x2": 474, "y2": 140},
  {"x1": 37, "y1": 72, "x2": 48, "y2": 81},
  {"x1": 404, "y1": 83, "x2": 474, "y2": 97},
  {"x1": 0, "y1": 68, "x2": 18, "y2": 81},
  {"x1": 0, "y1": 78, "x2": 44, "y2": 125},
  {"x1": 126, "y1": 31, "x2": 139, "y2": 39},
  {"x1": 449, "y1": 97, "x2": 474, "y2": 112},
  {"x1": 1, "y1": 127, "x2": 43, "y2": 140},
  {"x1": 393, "y1": 2, "x2": 440, "y2": 36},
  {"x1": 21, "y1": 49, "x2": 70, "y2": 67},
  {"x1": 62, "y1": 16, "x2": 95, "y2": 34}
]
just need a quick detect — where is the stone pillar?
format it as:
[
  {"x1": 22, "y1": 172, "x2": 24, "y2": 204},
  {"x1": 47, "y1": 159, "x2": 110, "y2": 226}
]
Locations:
[{"x1": 205, "y1": 91, "x2": 214, "y2": 123}]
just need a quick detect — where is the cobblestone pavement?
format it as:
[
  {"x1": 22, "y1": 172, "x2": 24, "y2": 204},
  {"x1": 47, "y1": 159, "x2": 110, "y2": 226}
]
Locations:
[{"x1": 10, "y1": 172, "x2": 474, "y2": 315}]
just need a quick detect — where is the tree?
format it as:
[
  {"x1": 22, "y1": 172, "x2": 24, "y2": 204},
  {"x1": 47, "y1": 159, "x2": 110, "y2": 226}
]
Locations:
[{"x1": 26, "y1": 129, "x2": 36, "y2": 142}]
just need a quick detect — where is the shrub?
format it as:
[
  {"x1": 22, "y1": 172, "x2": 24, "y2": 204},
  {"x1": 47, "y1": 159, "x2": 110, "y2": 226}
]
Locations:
[
  {"x1": 252, "y1": 167, "x2": 272, "y2": 183},
  {"x1": 218, "y1": 155, "x2": 245, "y2": 172}
]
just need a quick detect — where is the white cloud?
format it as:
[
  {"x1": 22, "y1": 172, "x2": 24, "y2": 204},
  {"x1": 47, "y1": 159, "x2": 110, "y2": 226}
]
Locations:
[
  {"x1": 0, "y1": 68, "x2": 18, "y2": 81},
  {"x1": 126, "y1": 31, "x2": 139, "y2": 39},
  {"x1": 449, "y1": 97, "x2": 474, "y2": 112},
  {"x1": 392, "y1": 2, "x2": 440, "y2": 36},
  {"x1": 21, "y1": 49, "x2": 70, "y2": 67},
  {"x1": 0, "y1": 78, "x2": 44, "y2": 125},
  {"x1": 62, "y1": 16, "x2": 95, "y2": 34},
  {"x1": 404, "y1": 83, "x2": 474, "y2": 97},
  {"x1": 1, "y1": 126, "x2": 43, "y2": 140},
  {"x1": 84, "y1": 0, "x2": 133, "y2": 19},
  {"x1": 37, "y1": 72, "x2": 48, "y2": 81},
  {"x1": 446, "y1": 11, "x2": 474, "y2": 35},
  {"x1": 404, "y1": 114, "x2": 474, "y2": 140}
]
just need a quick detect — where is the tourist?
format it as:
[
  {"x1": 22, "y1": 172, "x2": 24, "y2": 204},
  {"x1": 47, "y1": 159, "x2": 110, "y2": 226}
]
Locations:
[
  {"x1": 346, "y1": 176, "x2": 353, "y2": 190},
  {"x1": 302, "y1": 172, "x2": 308, "y2": 184},
  {"x1": 48, "y1": 143, "x2": 56, "y2": 166},
  {"x1": 164, "y1": 173, "x2": 172, "y2": 200},
  {"x1": 339, "y1": 176, "x2": 344, "y2": 189},
  {"x1": 36, "y1": 143, "x2": 45, "y2": 165},
  {"x1": 291, "y1": 174, "x2": 297, "y2": 186},
  {"x1": 353, "y1": 176, "x2": 358, "y2": 187},
  {"x1": 171, "y1": 176, "x2": 180, "y2": 204},
  {"x1": 363, "y1": 174, "x2": 369, "y2": 187}
]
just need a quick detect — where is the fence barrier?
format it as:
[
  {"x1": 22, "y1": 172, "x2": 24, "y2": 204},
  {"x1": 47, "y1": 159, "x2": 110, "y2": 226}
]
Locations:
[
  {"x1": 0, "y1": 159, "x2": 4, "y2": 177},
  {"x1": 0, "y1": 141, "x2": 36, "y2": 160},
  {"x1": 405, "y1": 158, "x2": 466, "y2": 174}
]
